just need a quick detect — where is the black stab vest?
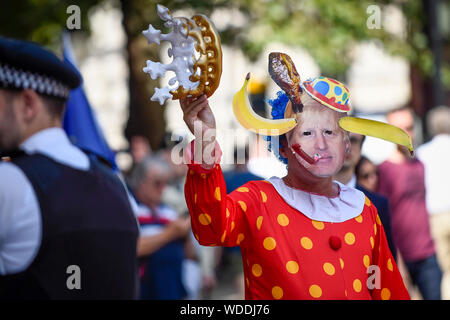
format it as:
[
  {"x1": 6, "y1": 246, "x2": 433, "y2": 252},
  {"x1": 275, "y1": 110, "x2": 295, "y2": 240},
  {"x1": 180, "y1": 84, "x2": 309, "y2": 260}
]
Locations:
[{"x1": 0, "y1": 153, "x2": 139, "y2": 299}]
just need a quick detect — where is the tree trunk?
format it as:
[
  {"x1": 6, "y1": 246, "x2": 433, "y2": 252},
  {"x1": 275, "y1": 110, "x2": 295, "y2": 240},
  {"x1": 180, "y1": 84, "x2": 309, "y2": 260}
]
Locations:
[{"x1": 120, "y1": 0, "x2": 166, "y2": 151}]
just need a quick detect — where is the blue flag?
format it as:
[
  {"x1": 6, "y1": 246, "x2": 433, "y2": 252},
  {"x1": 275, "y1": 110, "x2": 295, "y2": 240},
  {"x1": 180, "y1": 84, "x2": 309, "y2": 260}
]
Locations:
[{"x1": 62, "y1": 32, "x2": 118, "y2": 170}]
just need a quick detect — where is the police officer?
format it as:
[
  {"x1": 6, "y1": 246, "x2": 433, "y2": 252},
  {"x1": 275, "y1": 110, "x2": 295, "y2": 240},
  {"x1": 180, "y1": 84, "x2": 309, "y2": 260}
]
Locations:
[{"x1": 0, "y1": 37, "x2": 139, "y2": 299}]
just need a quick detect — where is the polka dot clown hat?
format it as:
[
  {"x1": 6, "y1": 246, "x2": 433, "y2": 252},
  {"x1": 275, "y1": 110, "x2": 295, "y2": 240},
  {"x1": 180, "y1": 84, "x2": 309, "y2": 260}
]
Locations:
[{"x1": 301, "y1": 76, "x2": 351, "y2": 112}]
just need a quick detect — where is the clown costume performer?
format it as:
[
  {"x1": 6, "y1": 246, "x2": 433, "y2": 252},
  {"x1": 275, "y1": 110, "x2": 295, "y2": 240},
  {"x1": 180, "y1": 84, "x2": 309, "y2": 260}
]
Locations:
[{"x1": 178, "y1": 52, "x2": 411, "y2": 300}]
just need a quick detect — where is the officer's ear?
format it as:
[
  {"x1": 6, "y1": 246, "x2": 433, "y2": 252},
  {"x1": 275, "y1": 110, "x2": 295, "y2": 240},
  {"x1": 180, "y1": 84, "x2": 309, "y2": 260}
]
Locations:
[{"x1": 18, "y1": 89, "x2": 41, "y2": 123}]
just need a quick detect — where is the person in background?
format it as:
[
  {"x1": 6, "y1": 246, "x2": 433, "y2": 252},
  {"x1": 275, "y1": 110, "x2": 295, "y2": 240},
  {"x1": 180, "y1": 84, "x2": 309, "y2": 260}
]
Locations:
[
  {"x1": 355, "y1": 156, "x2": 379, "y2": 193},
  {"x1": 129, "y1": 155, "x2": 194, "y2": 300},
  {"x1": 417, "y1": 105, "x2": 450, "y2": 300},
  {"x1": 159, "y1": 136, "x2": 214, "y2": 300},
  {"x1": 377, "y1": 106, "x2": 442, "y2": 300},
  {"x1": 335, "y1": 132, "x2": 397, "y2": 261}
]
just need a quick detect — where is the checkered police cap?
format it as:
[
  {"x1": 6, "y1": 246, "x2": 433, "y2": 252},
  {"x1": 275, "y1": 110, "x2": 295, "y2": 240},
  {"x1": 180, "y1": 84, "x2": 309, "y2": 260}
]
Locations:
[{"x1": 0, "y1": 36, "x2": 81, "y2": 100}]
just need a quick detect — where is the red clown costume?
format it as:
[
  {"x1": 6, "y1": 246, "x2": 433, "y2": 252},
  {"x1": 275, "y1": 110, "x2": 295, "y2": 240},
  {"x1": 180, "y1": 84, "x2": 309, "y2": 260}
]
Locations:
[{"x1": 184, "y1": 143, "x2": 410, "y2": 300}]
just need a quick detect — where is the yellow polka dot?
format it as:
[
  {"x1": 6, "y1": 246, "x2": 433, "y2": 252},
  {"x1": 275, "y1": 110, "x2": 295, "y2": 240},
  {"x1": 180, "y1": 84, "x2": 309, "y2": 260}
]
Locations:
[
  {"x1": 355, "y1": 215, "x2": 363, "y2": 223},
  {"x1": 231, "y1": 221, "x2": 235, "y2": 231},
  {"x1": 194, "y1": 193, "x2": 197, "y2": 204},
  {"x1": 387, "y1": 258, "x2": 394, "y2": 271},
  {"x1": 353, "y1": 279, "x2": 362, "y2": 293},
  {"x1": 238, "y1": 201, "x2": 247, "y2": 212},
  {"x1": 301, "y1": 237, "x2": 313, "y2": 250},
  {"x1": 370, "y1": 236, "x2": 375, "y2": 249},
  {"x1": 376, "y1": 215, "x2": 382, "y2": 226},
  {"x1": 312, "y1": 220, "x2": 325, "y2": 230},
  {"x1": 286, "y1": 261, "x2": 299, "y2": 274},
  {"x1": 323, "y1": 262, "x2": 336, "y2": 276},
  {"x1": 272, "y1": 286, "x2": 283, "y2": 299},
  {"x1": 237, "y1": 187, "x2": 249, "y2": 192},
  {"x1": 309, "y1": 285, "x2": 322, "y2": 298},
  {"x1": 344, "y1": 232, "x2": 356, "y2": 245},
  {"x1": 252, "y1": 264, "x2": 262, "y2": 277},
  {"x1": 246, "y1": 277, "x2": 249, "y2": 287},
  {"x1": 194, "y1": 233, "x2": 199, "y2": 241},
  {"x1": 214, "y1": 187, "x2": 221, "y2": 201},
  {"x1": 189, "y1": 170, "x2": 194, "y2": 175},
  {"x1": 374, "y1": 224, "x2": 377, "y2": 235},
  {"x1": 221, "y1": 231, "x2": 226, "y2": 243},
  {"x1": 236, "y1": 233, "x2": 245, "y2": 245},
  {"x1": 340, "y1": 258, "x2": 344, "y2": 269},
  {"x1": 263, "y1": 237, "x2": 276, "y2": 250},
  {"x1": 260, "y1": 190, "x2": 267, "y2": 203},
  {"x1": 345, "y1": 290, "x2": 348, "y2": 297},
  {"x1": 381, "y1": 288, "x2": 391, "y2": 300},
  {"x1": 277, "y1": 214, "x2": 289, "y2": 227},
  {"x1": 256, "y1": 216, "x2": 263, "y2": 230},
  {"x1": 365, "y1": 196, "x2": 371, "y2": 206},
  {"x1": 226, "y1": 208, "x2": 230, "y2": 218},
  {"x1": 198, "y1": 213, "x2": 212, "y2": 225},
  {"x1": 201, "y1": 173, "x2": 207, "y2": 179},
  {"x1": 363, "y1": 255, "x2": 371, "y2": 268}
]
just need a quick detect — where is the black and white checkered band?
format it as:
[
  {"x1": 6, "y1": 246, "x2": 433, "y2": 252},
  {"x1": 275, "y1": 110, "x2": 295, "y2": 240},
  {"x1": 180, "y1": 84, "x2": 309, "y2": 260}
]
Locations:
[{"x1": 0, "y1": 63, "x2": 71, "y2": 99}]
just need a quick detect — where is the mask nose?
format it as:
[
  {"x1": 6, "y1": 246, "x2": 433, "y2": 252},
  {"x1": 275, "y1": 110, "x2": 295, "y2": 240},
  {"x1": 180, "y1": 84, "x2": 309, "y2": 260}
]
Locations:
[{"x1": 314, "y1": 134, "x2": 328, "y2": 151}]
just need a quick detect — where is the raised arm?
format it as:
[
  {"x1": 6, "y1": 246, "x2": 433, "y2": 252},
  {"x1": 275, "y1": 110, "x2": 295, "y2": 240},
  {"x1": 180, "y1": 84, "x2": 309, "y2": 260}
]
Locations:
[
  {"x1": 179, "y1": 95, "x2": 257, "y2": 247},
  {"x1": 180, "y1": 94, "x2": 217, "y2": 169}
]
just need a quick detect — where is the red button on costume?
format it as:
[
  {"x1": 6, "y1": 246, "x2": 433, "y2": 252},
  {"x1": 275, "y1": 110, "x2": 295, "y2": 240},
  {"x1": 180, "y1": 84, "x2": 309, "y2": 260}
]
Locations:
[{"x1": 184, "y1": 146, "x2": 410, "y2": 300}]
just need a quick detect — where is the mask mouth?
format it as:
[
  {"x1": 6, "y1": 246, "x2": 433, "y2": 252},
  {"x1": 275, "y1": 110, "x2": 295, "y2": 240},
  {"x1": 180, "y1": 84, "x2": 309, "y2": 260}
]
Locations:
[{"x1": 291, "y1": 144, "x2": 322, "y2": 164}]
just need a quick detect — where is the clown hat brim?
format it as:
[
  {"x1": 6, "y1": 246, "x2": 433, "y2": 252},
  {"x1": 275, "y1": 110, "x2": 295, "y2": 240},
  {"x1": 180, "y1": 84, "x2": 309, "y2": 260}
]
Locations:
[{"x1": 301, "y1": 80, "x2": 351, "y2": 113}]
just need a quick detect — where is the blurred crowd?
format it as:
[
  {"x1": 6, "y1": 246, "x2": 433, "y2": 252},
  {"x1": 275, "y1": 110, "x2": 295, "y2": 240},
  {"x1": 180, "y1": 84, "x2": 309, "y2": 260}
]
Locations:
[{"x1": 123, "y1": 104, "x2": 450, "y2": 300}]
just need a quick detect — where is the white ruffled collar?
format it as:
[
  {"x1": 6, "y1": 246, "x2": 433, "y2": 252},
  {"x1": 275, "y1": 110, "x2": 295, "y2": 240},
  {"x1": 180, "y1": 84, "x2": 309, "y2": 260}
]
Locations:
[{"x1": 267, "y1": 177, "x2": 365, "y2": 223}]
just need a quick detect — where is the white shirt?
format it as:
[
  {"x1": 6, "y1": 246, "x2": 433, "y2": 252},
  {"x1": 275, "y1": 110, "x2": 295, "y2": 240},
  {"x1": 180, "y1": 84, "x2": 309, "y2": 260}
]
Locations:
[
  {"x1": 267, "y1": 177, "x2": 365, "y2": 223},
  {"x1": 417, "y1": 134, "x2": 450, "y2": 215},
  {"x1": 0, "y1": 128, "x2": 90, "y2": 275}
]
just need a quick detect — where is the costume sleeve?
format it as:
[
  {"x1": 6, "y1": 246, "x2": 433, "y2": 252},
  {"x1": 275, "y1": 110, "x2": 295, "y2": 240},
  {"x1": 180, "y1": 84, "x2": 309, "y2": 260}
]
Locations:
[
  {"x1": 184, "y1": 140, "x2": 259, "y2": 247},
  {"x1": 369, "y1": 203, "x2": 410, "y2": 300}
]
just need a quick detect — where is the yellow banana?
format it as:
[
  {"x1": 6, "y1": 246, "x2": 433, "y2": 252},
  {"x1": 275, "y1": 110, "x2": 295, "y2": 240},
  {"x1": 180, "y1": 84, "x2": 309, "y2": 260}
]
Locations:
[
  {"x1": 233, "y1": 73, "x2": 297, "y2": 136},
  {"x1": 339, "y1": 116, "x2": 414, "y2": 155}
]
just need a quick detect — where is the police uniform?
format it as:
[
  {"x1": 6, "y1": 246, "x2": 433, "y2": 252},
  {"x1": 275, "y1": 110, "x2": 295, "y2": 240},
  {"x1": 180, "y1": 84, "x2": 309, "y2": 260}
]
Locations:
[{"x1": 0, "y1": 37, "x2": 139, "y2": 299}]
